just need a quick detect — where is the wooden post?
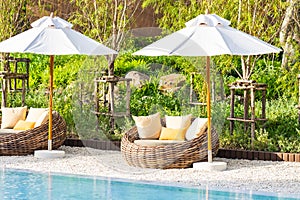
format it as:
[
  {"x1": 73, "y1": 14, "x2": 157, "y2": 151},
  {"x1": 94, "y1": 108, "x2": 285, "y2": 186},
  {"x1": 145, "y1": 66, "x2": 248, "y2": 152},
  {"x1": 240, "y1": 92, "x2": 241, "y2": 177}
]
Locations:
[
  {"x1": 103, "y1": 81, "x2": 107, "y2": 106},
  {"x1": 21, "y1": 78, "x2": 25, "y2": 106},
  {"x1": 2, "y1": 78, "x2": 7, "y2": 107},
  {"x1": 250, "y1": 86, "x2": 255, "y2": 149},
  {"x1": 244, "y1": 89, "x2": 249, "y2": 133},
  {"x1": 229, "y1": 88, "x2": 235, "y2": 135},
  {"x1": 94, "y1": 79, "x2": 100, "y2": 132},
  {"x1": 26, "y1": 59, "x2": 30, "y2": 89},
  {"x1": 109, "y1": 81, "x2": 115, "y2": 133},
  {"x1": 14, "y1": 60, "x2": 17, "y2": 91},
  {"x1": 262, "y1": 89, "x2": 266, "y2": 120},
  {"x1": 94, "y1": 79, "x2": 99, "y2": 113},
  {"x1": 189, "y1": 73, "x2": 194, "y2": 104}
]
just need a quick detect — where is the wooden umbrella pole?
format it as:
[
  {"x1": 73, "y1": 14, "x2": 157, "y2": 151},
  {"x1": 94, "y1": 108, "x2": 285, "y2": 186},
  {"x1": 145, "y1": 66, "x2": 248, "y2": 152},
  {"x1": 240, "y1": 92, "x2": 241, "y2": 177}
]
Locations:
[
  {"x1": 206, "y1": 56, "x2": 212, "y2": 163},
  {"x1": 48, "y1": 55, "x2": 54, "y2": 151}
]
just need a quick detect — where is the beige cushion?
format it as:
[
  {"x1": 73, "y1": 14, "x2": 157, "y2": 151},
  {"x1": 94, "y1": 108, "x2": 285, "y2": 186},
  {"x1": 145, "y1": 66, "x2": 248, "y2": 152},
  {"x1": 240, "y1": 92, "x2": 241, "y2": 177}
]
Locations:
[
  {"x1": 159, "y1": 126, "x2": 187, "y2": 141},
  {"x1": 1, "y1": 106, "x2": 27, "y2": 129},
  {"x1": 165, "y1": 114, "x2": 192, "y2": 129},
  {"x1": 134, "y1": 139, "x2": 185, "y2": 146},
  {"x1": 132, "y1": 112, "x2": 162, "y2": 139},
  {"x1": 185, "y1": 118, "x2": 208, "y2": 140},
  {"x1": 34, "y1": 110, "x2": 49, "y2": 128},
  {"x1": 26, "y1": 108, "x2": 48, "y2": 122}
]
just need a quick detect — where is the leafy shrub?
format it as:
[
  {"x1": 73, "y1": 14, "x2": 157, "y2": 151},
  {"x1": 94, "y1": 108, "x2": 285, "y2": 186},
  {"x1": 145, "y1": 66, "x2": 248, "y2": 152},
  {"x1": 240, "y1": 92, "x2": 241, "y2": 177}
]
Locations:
[{"x1": 130, "y1": 82, "x2": 182, "y2": 116}]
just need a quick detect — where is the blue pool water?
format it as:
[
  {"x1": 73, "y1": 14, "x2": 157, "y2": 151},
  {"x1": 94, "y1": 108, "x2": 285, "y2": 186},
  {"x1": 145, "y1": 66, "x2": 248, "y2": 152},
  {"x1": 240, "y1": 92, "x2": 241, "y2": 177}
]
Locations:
[{"x1": 0, "y1": 169, "x2": 299, "y2": 200}]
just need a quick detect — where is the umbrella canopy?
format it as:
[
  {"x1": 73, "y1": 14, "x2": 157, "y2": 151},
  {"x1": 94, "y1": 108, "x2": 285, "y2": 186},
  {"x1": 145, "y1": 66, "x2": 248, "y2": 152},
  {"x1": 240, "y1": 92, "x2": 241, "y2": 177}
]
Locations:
[
  {"x1": 0, "y1": 15, "x2": 117, "y2": 55},
  {"x1": 134, "y1": 14, "x2": 281, "y2": 56},
  {"x1": 0, "y1": 13, "x2": 118, "y2": 151},
  {"x1": 133, "y1": 13, "x2": 281, "y2": 163}
]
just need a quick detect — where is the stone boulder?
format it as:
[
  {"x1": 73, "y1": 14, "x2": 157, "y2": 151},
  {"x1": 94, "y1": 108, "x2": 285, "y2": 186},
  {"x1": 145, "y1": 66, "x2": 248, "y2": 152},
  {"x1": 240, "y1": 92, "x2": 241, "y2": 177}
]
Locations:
[
  {"x1": 159, "y1": 73, "x2": 186, "y2": 92},
  {"x1": 125, "y1": 71, "x2": 150, "y2": 87}
]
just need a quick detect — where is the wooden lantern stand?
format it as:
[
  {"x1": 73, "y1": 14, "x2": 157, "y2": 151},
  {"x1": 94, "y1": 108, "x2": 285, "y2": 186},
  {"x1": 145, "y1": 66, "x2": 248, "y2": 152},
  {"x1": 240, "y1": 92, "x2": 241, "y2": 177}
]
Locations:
[
  {"x1": 0, "y1": 56, "x2": 30, "y2": 107},
  {"x1": 227, "y1": 80, "x2": 267, "y2": 149},
  {"x1": 93, "y1": 72, "x2": 131, "y2": 133}
]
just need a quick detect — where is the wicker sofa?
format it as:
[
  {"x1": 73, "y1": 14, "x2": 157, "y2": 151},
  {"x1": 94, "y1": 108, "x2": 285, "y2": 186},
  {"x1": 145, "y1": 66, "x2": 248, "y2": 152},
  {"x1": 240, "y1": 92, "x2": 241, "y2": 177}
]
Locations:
[
  {"x1": 0, "y1": 111, "x2": 67, "y2": 156},
  {"x1": 121, "y1": 118, "x2": 219, "y2": 169}
]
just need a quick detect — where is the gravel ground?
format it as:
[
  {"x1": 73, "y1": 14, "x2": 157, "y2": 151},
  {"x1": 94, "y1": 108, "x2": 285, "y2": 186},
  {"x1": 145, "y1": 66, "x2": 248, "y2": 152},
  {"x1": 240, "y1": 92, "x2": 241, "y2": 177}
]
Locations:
[{"x1": 1, "y1": 146, "x2": 300, "y2": 197}]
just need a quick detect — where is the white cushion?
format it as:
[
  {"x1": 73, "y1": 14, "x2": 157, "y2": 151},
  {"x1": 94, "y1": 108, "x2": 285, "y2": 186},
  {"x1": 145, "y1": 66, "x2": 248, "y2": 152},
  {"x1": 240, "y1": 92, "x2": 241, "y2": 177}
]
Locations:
[
  {"x1": 1, "y1": 106, "x2": 27, "y2": 129},
  {"x1": 0, "y1": 129, "x2": 23, "y2": 134},
  {"x1": 132, "y1": 112, "x2": 162, "y2": 139},
  {"x1": 26, "y1": 108, "x2": 48, "y2": 122},
  {"x1": 34, "y1": 110, "x2": 49, "y2": 128},
  {"x1": 134, "y1": 139, "x2": 185, "y2": 146},
  {"x1": 185, "y1": 118, "x2": 208, "y2": 140},
  {"x1": 165, "y1": 114, "x2": 192, "y2": 129}
]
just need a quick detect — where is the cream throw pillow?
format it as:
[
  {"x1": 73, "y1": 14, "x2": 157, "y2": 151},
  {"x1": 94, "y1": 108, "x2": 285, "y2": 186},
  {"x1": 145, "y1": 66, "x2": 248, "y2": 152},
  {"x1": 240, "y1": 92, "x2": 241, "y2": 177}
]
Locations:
[
  {"x1": 185, "y1": 118, "x2": 208, "y2": 140},
  {"x1": 34, "y1": 110, "x2": 49, "y2": 128},
  {"x1": 132, "y1": 112, "x2": 162, "y2": 139},
  {"x1": 165, "y1": 114, "x2": 192, "y2": 129},
  {"x1": 26, "y1": 108, "x2": 48, "y2": 122},
  {"x1": 1, "y1": 106, "x2": 27, "y2": 129}
]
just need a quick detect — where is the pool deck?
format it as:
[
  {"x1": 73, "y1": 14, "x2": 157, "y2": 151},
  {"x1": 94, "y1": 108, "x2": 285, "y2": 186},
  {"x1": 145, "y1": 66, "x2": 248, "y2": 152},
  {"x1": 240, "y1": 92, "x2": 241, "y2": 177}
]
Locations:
[{"x1": 1, "y1": 146, "x2": 300, "y2": 197}]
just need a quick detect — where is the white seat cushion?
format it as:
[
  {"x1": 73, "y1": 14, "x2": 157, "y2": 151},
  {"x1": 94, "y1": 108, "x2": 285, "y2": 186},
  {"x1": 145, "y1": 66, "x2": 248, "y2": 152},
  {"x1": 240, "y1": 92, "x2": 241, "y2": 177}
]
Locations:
[
  {"x1": 0, "y1": 129, "x2": 23, "y2": 134},
  {"x1": 134, "y1": 139, "x2": 185, "y2": 146}
]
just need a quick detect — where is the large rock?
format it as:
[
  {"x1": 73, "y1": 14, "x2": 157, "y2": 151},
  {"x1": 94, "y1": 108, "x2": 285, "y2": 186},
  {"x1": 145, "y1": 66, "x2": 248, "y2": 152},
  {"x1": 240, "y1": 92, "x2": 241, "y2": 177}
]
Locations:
[
  {"x1": 159, "y1": 73, "x2": 186, "y2": 92},
  {"x1": 125, "y1": 71, "x2": 150, "y2": 87}
]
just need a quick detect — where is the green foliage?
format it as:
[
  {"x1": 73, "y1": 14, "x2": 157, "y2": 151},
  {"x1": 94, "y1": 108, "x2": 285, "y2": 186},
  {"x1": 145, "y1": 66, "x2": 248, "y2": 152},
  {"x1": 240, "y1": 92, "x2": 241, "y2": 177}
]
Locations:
[
  {"x1": 251, "y1": 59, "x2": 299, "y2": 99},
  {"x1": 114, "y1": 52, "x2": 150, "y2": 76},
  {"x1": 130, "y1": 82, "x2": 182, "y2": 116}
]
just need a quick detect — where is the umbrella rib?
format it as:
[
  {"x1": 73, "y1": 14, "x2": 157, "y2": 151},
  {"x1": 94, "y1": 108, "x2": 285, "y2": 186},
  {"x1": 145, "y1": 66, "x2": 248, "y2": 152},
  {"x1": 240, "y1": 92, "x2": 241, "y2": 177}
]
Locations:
[
  {"x1": 61, "y1": 28, "x2": 81, "y2": 54},
  {"x1": 214, "y1": 27, "x2": 233, "y2": 55},
  {"x1": 169, "y1": 28, "x2": 197, "y2": 55}
]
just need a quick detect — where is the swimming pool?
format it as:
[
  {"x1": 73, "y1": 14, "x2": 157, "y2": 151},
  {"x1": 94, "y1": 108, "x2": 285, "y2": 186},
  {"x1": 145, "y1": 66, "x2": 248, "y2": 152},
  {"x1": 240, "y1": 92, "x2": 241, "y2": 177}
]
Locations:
[{"x1": 1, "y1": 169, "x2": 299, "y2": 200}]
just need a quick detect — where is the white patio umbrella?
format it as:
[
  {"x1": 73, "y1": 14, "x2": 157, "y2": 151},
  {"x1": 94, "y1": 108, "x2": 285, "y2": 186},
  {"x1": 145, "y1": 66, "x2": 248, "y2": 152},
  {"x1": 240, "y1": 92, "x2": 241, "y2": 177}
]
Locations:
[
  {"x1": 133, "y1": 13, "x2": 281, "y2": 164},
  {"x1": 0, "y1": 13, "x2": 118, "y2": 154}
]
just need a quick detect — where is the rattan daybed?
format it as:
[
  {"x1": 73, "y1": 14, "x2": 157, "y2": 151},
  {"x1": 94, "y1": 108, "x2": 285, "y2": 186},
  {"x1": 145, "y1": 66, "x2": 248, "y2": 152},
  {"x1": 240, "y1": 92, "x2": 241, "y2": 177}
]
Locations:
[
  {"x1": 121, "y1": 118, "x2": 219, "y2": 169},
  {"x1": 0, "y1": 111, "x2": 67, "y2": 156}
]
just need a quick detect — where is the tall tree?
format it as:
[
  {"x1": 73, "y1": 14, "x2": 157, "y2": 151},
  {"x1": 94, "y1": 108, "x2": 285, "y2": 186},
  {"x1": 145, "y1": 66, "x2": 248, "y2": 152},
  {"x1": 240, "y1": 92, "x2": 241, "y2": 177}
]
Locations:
[
  {"x1": 69, "y1": 0, "x2": 144, "y2": 74},
  {"x1": 0, "y1": 0, "x2": 32, "y2": 41},
  {"x1": 280, "y1": 0, "x2": 300, "y2": 70}
]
